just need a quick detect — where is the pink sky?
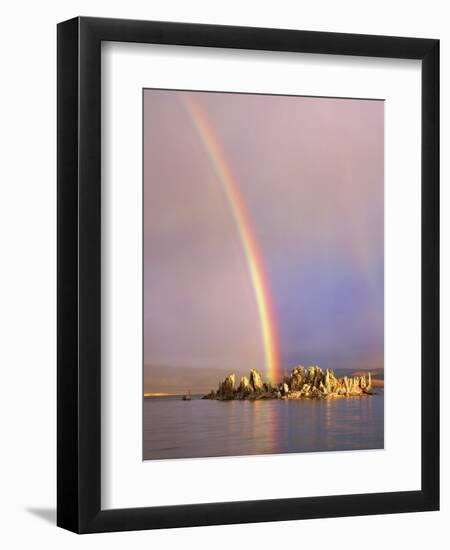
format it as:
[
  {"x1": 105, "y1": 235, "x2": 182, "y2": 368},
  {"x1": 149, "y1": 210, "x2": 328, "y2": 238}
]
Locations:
[{"x1": 143, "y1": 90, "x2": 384, "y2": 391}]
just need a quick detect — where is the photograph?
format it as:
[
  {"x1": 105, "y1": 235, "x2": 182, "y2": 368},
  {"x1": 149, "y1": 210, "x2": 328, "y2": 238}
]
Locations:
[{"x1": 143, "y1": 89, "x2": 385, "y2": 460}]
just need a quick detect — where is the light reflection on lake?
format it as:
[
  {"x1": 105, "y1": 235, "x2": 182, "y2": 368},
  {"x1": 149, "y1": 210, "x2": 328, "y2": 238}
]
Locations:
[{"x1": 143, "y1": 392, "x2": 384, "y2": 460}]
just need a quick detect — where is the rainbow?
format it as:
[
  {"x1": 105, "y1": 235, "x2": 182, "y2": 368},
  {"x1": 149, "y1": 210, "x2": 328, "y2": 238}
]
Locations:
[{"x1": 180, "y1": 92, "x2": 281, "y2": 383}]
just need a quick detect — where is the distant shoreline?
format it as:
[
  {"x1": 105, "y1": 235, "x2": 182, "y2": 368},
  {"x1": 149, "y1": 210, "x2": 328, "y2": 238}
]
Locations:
[{"x1": 144, "y1": 393, "x2": 204, "y2": 398}]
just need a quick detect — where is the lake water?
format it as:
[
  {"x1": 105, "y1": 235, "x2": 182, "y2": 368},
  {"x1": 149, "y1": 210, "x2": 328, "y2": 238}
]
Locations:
[{"x1": 143, "y1": 391, "x2": 384, "y2": 460}]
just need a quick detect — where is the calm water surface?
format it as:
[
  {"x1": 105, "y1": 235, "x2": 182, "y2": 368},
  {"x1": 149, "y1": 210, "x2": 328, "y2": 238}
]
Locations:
[{"x1": 143, "y1": 392, "x2": 384, "y2": 460}]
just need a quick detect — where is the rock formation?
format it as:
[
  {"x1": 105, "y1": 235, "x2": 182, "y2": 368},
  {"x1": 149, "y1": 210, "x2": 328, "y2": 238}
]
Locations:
[
  {"x1": 215, "y1": 373, "x2": 236, "y2": 400},
  {"x1": 249, "y1": 368, "x2": 264, "y2": 391},
  {"x1": 202, "y1": 366, "x2": 374, "y2": 401},
  {"x1": 237, "y1": 376, "x2": 253, "y2": 398}
]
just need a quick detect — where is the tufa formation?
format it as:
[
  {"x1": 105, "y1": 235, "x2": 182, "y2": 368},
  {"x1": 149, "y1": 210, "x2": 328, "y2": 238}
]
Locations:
[{"x1": 202, "y1": 366, "x2": 373, "y2": 401}]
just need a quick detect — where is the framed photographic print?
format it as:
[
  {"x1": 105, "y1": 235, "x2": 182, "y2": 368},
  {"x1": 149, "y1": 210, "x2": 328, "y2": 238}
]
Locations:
[{"x1": 57, "y1": 17, "x2": 439, "y2": 533}]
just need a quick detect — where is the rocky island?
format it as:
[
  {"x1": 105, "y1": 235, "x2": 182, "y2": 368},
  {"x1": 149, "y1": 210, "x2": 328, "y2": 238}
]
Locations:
[{"x1": 202, "y1": 366, "x2": 373, "y2": 401}]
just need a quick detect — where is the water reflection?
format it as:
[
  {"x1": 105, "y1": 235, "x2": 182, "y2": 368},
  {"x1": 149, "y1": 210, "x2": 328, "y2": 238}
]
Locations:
[{"x1": 143, "y1": 392, "x2": 384, "y2": 460}]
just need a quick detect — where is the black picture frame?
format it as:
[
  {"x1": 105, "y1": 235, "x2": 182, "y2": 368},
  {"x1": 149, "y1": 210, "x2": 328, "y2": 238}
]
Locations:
[{"x1": 57, "y1": 16, "x2": 439, "y2": 533}]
